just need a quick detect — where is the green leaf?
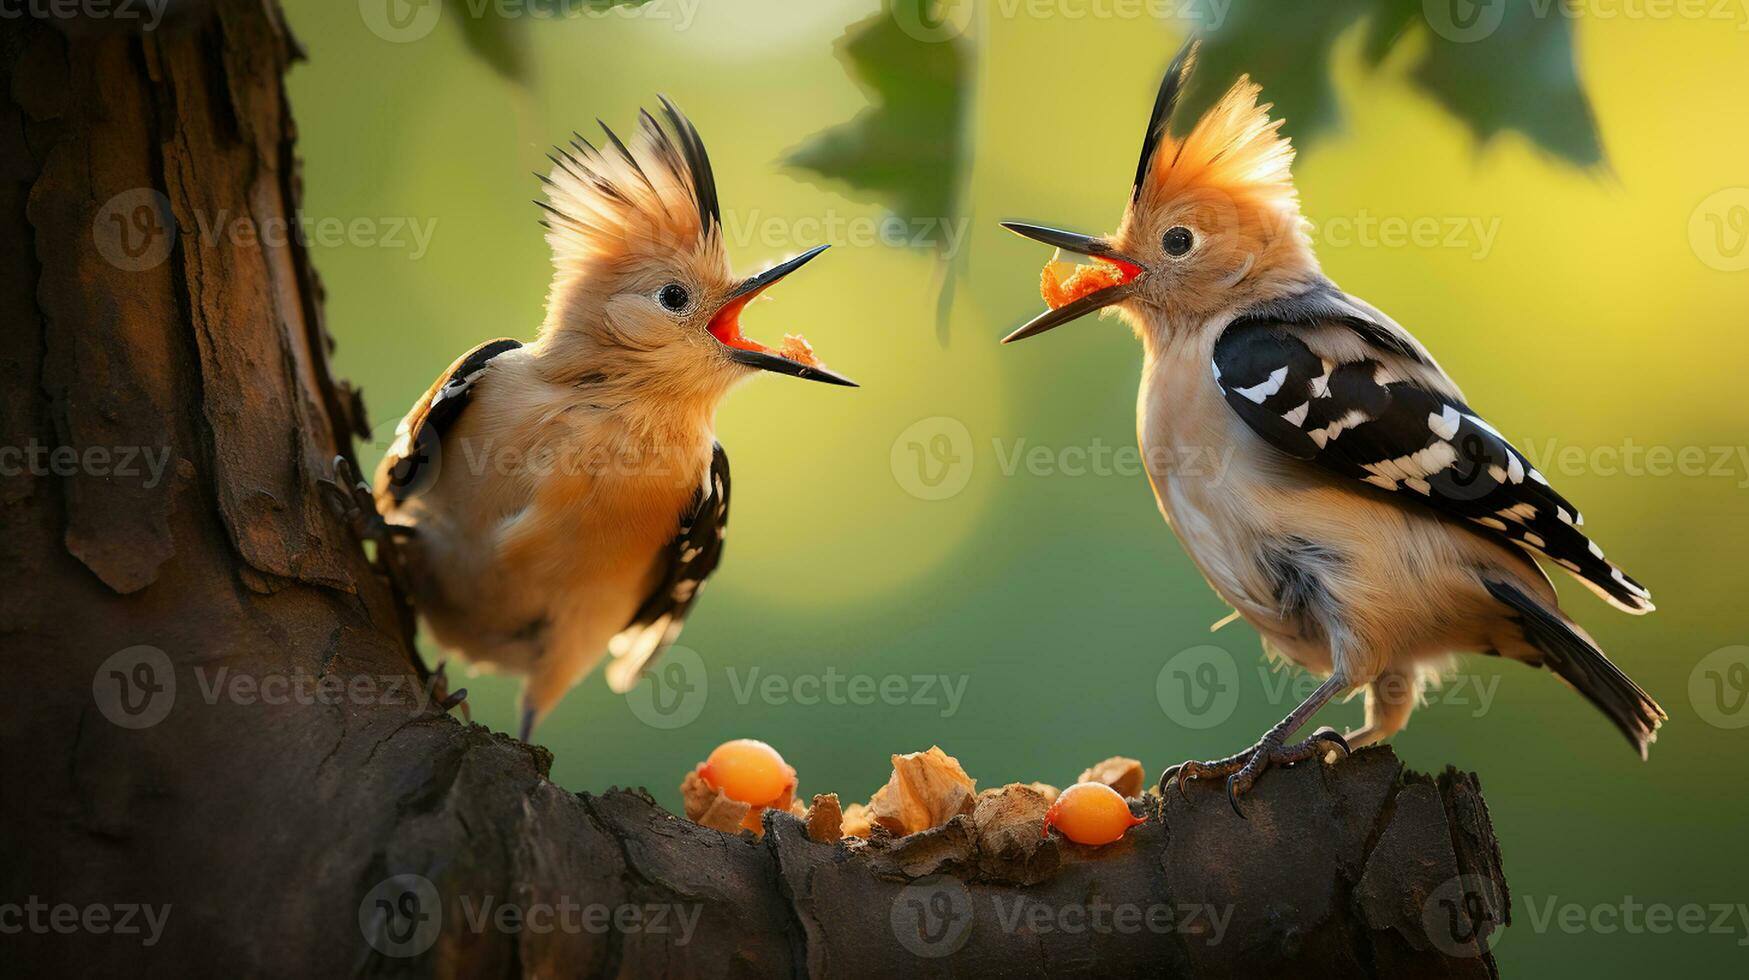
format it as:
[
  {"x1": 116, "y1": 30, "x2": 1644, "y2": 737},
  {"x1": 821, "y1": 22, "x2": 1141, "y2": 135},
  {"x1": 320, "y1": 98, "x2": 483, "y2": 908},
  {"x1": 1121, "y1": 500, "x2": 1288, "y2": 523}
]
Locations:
[
  {"x1": 1411, "y1": 4, "x2": 1602, "y2": 165},
  {"x1": 444, "y1": 0, "x2": 653, "y2": 83},
  {"x1": 783, "y1": 0, "x2": 974, "y2": 341},
  {"x1": 1182, "y1": 0, "x2": 1602, "y2": 165},
  {"x1": 1179, "y1": 0, "x2": 1375, "y2": 143}
]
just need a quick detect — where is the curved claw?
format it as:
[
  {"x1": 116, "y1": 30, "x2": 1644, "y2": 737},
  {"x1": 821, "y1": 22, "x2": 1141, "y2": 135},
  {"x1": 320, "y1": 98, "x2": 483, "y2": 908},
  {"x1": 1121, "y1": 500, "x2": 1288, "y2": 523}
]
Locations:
[
  {"x1": 1309, "y1": 726, "x2": 1351, "y2": 759},
  {"x1": 438, "y1": 687, "x2": 468, "y2": 711},
  {"x1": 1225, "y1": 775, "x2": 1248, "y2": 820},
  {"x1": 1159, "y1": 764, "x2": 1181, "y2": 796},
  {"x1": 1162, "y1": 764, "x2": 1197, "y2": 804}
]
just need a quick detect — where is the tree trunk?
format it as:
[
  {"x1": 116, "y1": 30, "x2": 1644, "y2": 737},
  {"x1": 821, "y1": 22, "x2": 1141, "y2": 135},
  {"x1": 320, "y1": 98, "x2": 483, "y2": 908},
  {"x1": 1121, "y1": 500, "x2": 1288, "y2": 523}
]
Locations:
[{"x1": 0, "y1": 3, "x2": 1509, "y2": 976}]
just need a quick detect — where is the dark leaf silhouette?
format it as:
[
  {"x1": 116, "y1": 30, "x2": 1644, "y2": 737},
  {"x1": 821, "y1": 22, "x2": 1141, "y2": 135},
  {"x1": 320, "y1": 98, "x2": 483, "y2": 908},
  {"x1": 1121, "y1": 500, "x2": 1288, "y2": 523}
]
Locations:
[
  {"x1": 783, "y1": 0, "x2": 974, "y2": 341},
  {"x1": 1180, "y1": 0, "x2": 1601, "y2": 164}
]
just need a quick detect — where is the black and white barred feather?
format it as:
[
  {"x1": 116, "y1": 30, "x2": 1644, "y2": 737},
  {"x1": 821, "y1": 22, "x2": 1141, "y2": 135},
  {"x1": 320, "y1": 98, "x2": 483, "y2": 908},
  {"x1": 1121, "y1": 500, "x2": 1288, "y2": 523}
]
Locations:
[{"x1": 1212, "y1": 284, "x2": 1653, "y2": 615}]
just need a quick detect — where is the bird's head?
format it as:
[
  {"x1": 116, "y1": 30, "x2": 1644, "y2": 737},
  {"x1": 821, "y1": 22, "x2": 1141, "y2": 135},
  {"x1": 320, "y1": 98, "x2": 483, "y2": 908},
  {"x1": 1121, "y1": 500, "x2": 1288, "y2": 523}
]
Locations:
[
  {"x1": 536, "y1": 99, "x2": 853, "y2": 396},
  {"x1": 1000, "y1": 39, "x2": 1319, "y2": 345}
]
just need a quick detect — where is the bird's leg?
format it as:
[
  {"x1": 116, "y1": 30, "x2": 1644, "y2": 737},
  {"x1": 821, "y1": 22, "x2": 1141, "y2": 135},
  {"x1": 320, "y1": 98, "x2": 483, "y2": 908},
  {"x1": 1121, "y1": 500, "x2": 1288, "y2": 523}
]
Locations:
[
  {"x1": 423, "y1": 660, "x2": 470, "y2": 722},
  {"x1": 1161, "y1": 674, "x2": 1352, "y2": 818},
  {"x1": 1344, "y1": 667, "x2": 1415, "y2": 750}
]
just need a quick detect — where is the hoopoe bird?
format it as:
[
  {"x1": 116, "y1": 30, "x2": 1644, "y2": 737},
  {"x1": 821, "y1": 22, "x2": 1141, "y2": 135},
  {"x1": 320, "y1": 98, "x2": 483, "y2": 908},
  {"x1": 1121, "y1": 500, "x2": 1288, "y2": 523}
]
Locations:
[
  {"x1": 999, "y1": 40, "x2": 1662, "y2": 813},
  {"x1": 340, "y1": 99, "x2": 852, "y2": 741}
]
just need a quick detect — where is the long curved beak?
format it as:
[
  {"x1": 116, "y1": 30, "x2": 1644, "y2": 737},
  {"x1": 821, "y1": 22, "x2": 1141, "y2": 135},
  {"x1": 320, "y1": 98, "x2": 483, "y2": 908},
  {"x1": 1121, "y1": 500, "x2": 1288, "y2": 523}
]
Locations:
[
  {"x1": 999, "y1": 221, "x2": 1144, "y2": 344},
  {"x1": 710, "y1": 244, "x2": 857, "y2": 387}
]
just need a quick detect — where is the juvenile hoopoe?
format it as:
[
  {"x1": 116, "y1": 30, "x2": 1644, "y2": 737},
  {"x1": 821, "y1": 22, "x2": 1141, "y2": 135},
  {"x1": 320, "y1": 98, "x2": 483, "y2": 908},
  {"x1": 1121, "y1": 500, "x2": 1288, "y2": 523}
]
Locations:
[
  {"x1": 345, "y1": 99, "x2": 852, "y2": 741},
  {"x1": 1000, "y1": 40, "x2": 1661, "y2": 813}
]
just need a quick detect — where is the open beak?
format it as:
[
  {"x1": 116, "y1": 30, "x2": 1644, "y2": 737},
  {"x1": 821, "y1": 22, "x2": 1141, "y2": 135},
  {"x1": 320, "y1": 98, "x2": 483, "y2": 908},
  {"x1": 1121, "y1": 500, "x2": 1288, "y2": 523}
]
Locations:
[
  {"x1": 999, "y1": 221, "x2": 1145, "y2": 344},
  {"x1": 709, "y1": 243, "x2": 856, "y2": 387}
]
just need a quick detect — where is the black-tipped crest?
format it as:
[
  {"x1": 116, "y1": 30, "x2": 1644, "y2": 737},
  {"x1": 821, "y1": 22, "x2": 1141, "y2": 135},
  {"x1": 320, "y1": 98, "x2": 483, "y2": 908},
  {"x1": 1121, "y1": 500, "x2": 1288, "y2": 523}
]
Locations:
[
  {"x1": 538, "y1": 99, "x2": 730, "y2": 255},
  {"x1": 1132, "y1": 36, "x2": 1200, "y2": 202},
  {"x1": 657, "y1": 95, "x2": 721, "y2": 233}
]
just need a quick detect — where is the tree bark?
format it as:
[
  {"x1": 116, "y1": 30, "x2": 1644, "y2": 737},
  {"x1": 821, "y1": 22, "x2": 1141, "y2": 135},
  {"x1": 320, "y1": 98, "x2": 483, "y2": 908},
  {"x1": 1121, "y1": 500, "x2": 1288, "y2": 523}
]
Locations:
[{"x1": 0, "y1": 3, "x2": 1508, "y2": 976}]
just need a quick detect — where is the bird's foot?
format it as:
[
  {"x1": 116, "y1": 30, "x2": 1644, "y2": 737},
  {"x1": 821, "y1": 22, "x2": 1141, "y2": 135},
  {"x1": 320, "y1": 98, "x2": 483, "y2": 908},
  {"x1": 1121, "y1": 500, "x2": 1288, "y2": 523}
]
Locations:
[
  {"x1": 321, "y1": 455, "x2": 381, "y2": 539},
  {"x1": 1161, "y1": 726, "x2": 1350, "y2": 818},
  {"x1": 323, "y1": 455, "x2": 429, "y2": 682},
  {"x1": 322, "y1": 455, "x2": 417, "y2": 591},
  {"x1": 424, "y1": 660, "x2": 470, "y2": 722}
]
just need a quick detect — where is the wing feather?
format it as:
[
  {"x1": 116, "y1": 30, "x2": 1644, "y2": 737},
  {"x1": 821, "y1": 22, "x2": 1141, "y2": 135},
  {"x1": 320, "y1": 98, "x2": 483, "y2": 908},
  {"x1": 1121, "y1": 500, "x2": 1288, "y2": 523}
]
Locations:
[
  {"x1": 375, "y1": 338, "x2": 522, "y2": 506},
  {"x1": 1213, "y1": 303, "x2": 1652, "y2": 614},
  {"x1": 606, "y1": 441, "x2": 731, "y2": 692}
]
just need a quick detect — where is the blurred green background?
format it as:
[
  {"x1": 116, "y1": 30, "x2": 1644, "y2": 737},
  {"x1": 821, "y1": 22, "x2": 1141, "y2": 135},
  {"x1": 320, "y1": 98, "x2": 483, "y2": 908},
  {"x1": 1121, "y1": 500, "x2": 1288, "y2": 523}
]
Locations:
[{"x1": 288, "y1": 0, "x2": 1748, "y2": 972}]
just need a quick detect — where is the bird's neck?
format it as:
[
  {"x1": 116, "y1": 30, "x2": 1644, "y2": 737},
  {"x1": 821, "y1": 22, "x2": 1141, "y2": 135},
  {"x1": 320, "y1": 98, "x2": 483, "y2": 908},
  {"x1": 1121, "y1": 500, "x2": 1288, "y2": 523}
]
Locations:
[{"x1": 525, "y1": 334, "x2": 727, "y2": 448}]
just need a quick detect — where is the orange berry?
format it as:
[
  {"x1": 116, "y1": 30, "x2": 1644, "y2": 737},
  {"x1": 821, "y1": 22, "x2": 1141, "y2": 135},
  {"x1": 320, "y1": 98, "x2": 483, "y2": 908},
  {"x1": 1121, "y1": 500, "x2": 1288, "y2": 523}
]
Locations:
[
  {"x1": 1043, "y1": 782, "x2": 1145, "y2": 846},
  {"x1": 699, "y1": 739, "x2": 795, "y2": 808}
]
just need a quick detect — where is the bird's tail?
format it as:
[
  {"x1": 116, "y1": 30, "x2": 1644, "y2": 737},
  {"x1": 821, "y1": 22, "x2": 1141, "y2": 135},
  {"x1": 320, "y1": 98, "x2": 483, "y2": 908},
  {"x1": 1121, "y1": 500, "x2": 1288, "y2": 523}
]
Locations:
[{"x1": 1484, "y1": 578, "x2": 1666, "y2": 758}]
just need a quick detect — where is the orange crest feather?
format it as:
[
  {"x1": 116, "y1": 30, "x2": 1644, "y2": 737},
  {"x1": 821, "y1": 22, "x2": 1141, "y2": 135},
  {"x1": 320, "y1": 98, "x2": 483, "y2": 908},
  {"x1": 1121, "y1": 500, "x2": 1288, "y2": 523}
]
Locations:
[{"x1": 1137, "y1": 76, "x2": 1300, "y2": 225}]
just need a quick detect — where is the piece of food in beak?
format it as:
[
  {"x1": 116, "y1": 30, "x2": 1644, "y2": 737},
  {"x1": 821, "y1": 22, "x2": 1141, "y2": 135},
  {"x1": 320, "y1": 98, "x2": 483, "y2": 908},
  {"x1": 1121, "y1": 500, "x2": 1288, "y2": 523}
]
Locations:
[
  {"x1": 778, "y1": 333, "x2": 820, "y2": 368},
  {"x1": 1040, "y1": 248, "x2": 1131, "y2": 310}
]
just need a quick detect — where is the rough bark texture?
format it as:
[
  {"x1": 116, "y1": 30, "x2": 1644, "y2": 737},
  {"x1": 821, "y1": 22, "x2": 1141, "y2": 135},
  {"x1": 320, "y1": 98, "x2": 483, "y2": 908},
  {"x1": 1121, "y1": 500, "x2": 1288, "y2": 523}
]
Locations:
[{"x1": 0, "y1": 3, "x2": 1508, "y2": 976}]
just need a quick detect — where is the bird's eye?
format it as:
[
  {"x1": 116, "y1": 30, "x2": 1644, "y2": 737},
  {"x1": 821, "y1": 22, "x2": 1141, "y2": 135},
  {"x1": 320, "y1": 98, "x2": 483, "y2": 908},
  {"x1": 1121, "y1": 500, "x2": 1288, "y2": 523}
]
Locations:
[
  {"x1": 1162, "y1": 226, "x2": 1194, "y2": 257},
  {"x1": 658, "y1": 283, "x2": 691, "y2": 312}
]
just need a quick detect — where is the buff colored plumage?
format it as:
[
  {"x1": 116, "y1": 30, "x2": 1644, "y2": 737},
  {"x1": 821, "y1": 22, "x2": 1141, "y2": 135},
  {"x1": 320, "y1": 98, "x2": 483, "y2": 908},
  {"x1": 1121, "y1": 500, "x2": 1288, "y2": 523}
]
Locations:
[
  {"x1": 353, "y1": 100, "x2": 851, "y2": 740},
  {"x1": 1000, "y1": 39, "x2": 1660, "y2": 813}
]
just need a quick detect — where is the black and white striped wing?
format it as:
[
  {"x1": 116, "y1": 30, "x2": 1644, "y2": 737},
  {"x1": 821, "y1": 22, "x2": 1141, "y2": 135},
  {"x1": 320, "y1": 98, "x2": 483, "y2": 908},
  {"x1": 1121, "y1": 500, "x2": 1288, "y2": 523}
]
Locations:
[
  {"x1": 377, "y1": 338, "x2": 523, "y2": 506},
  {"x1": 605, "y1": 441, "x2": 731, "y2": 693},
  {"x1": 1212, "y1": 317, "x2": 1653, "y2": 614}
]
